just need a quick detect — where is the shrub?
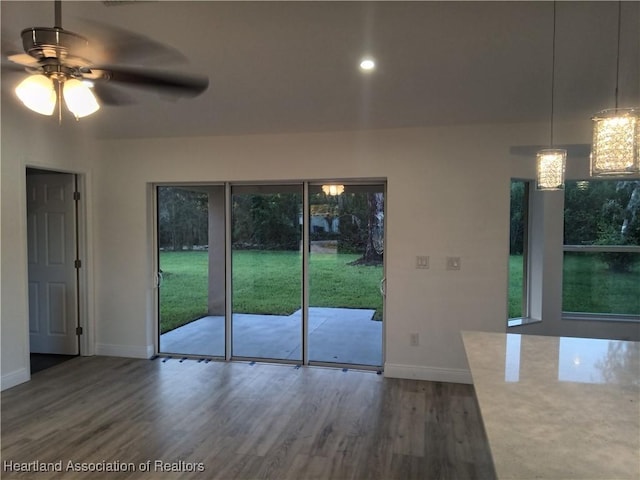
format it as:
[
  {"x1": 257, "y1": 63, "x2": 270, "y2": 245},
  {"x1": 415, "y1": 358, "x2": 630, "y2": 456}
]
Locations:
[{"x1": 596, "y1": 229, "x2": 638, "y2": 273}]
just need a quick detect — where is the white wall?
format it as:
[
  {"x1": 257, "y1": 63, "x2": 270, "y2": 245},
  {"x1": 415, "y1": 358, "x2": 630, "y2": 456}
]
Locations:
[
  {"x1": 91, "y1": 122, "x2": 556, "y2": 384},
  {"x1": 1, "y1": 98, "x2": 96, "y2": 390},
  {"x1": 4, "y1": 101, "x2": 635, "y2": 390}
]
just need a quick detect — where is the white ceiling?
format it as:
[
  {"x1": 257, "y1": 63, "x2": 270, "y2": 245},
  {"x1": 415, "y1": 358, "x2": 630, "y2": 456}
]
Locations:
[{"x1": 1, "y1": 1, "x2": 638, "y2": 140}]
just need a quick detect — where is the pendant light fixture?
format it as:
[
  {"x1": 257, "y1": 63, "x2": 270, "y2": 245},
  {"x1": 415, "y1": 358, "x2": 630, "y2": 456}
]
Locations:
[
  {"x1": 536, "y1": 1, "x2": 566, "y2": 191},
  {"x1": 590, "y1": 1, "x2": 639, "y2": 177},
  {"x1": 322, "y1": 184, "x2": 345, "y2": 196}
]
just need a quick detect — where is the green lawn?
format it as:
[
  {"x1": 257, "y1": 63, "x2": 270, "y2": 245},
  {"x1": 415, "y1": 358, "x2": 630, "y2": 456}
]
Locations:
[
  {"x1": 159, "y1": 250, "x2": 383, "y2": 333},
  {"x1": 561, "y1": 252, "x2": 640, "y2": 315},
  {"x1": 509, "y1": 253, "x2": 640, "y2": 318},
  {"x1": 160, "y1": 251, "x2": 639, "y2": 333},
  {"x1": 159, "y1": 251, "x2": 210, "y2": 332}
]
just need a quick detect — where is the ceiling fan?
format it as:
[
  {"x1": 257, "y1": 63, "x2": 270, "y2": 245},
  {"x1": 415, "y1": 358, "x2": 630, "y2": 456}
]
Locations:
[{"x1": 4, "y1": 0, "x2": 209, "y2": 121}]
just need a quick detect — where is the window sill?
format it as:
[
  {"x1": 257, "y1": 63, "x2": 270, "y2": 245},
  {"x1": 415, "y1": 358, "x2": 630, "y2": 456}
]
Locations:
[
  {"x1": 507, "y1": 317, "x2": 542, "y2": 328},
  {"x1": 562, "y1": 313, "x2": 640, "y2": 324}
]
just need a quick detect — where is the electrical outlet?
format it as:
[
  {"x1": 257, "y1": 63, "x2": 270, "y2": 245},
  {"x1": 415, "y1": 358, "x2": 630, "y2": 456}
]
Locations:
[
  {"x1": 416, "y1": 255, "x2": 429, "y2": 269},
  {"x1": 446, "y1": 256, "x2": 461, "y2": 270},
  {"x1": 410, "y1": 333, "x2": 419, "y2": 346}
]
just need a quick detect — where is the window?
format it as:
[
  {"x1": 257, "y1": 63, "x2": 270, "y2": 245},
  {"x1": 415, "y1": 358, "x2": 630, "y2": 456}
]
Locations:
[
  {"x1": 508, "y1": 180, "x2": 529, "y2": 320},
  {"x1": 563, "y1": 180, "x2": 640, "y2": 318}
]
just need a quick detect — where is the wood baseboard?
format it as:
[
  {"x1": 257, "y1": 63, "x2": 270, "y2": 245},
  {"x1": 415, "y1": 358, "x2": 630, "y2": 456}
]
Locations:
[{"x1": 95, "y1": 343, "x2": 154, "y2": 359}]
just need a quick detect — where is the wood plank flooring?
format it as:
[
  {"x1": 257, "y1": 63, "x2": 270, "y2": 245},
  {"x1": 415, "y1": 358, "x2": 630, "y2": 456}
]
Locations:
[{"x1": 1, "y1": 357, "x2": 495, "y2": 479}]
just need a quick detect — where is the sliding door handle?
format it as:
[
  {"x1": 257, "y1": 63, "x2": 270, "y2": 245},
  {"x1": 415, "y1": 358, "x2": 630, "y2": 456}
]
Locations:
[
  {"x1": 379, "y1": 277, "x2": 386, "y2": 297},
  {"x1": 156, "y1": 271, "x2": 164, "y2": 288}
]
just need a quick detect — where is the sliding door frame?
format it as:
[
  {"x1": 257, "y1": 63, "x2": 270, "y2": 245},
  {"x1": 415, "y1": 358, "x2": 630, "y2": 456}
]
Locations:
[
  {"x1": 302, "y1": 182, "x2": 310, "y2": 366},
  {"x1": 153, "y1": 182, "x2": 227, "y2": 359},
  {"x1": 224, "y1": 182, "x2": 232, "y2": 361},
  {"x1": 152, "y1": 179, "x2": 386, "y2": 370},
  {"x1": 228, "y1": 182, "x2": 303, "y2": 364},
  {"x1": 305, "y1": 180, "x2": 386, "y2": 370}
]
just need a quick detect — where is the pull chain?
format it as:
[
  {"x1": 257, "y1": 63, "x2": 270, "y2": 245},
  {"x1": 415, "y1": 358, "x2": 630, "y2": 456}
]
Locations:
[{"x1": 58, "y1": 80, "x2": 62, "y2": 125}]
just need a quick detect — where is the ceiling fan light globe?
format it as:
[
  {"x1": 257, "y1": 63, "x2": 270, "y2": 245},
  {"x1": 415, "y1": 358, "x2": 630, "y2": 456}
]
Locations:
[
  {"x1": 63, "y1": 79, "x2": 99, "y2": 119},
  {"x1": 15, "y1": 75, "x2": 56, "y2": 116}
]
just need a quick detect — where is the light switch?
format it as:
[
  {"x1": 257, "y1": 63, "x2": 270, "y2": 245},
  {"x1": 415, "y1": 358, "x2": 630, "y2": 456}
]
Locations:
[{"x1": 416, "y1": 255, "x2": 429, "y2": 269}]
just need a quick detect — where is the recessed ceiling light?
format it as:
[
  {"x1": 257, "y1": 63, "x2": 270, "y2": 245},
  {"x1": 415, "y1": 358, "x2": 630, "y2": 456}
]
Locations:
[{"x1": 359, "y1": 58, "x2": 376, "y2": 71}]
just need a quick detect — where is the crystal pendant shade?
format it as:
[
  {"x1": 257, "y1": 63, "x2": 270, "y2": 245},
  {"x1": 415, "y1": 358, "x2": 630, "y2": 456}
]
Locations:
[
  {"x1": 591, "y1": 108, "x2": 639, "y2": 176},
  {"x1": 536, "y1": 149, "x2": 567, "y2": 190}
]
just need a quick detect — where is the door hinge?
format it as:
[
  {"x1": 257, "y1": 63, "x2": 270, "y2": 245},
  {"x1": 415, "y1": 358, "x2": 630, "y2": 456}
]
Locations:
[
  {"x1": 73, "y1": 191, "x2": 81, "y2": 201},
  {"x1": 74, "y1": 259, "x2": 82, "y2": 269},
  {"x1": 76, "y1": 326, "x2": 83, "y2": 335}
]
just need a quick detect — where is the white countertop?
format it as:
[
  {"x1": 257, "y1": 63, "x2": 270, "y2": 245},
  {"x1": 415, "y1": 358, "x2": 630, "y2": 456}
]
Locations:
[{"x1": 462, "y1": 331, "x2": 640, "y2": 480}]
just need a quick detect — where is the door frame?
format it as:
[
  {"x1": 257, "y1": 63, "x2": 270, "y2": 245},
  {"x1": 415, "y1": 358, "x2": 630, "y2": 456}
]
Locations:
[{"x1": 24, "y1": 166, "x2": 92, "y2": 364}]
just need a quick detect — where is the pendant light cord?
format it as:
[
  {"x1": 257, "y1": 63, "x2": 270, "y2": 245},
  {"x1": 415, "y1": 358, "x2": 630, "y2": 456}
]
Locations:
[
  {"x1": 615, "y1": 0, "x2": 621, "y2": 109},
  {"x1": 550, "y1": 1, "x2": 557, "y2": 147}
]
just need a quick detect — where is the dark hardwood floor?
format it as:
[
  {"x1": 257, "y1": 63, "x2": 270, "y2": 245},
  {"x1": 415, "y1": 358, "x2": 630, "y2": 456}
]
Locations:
[{"x1": 1, "y1": 357, "x2": 495, "y2": 479}]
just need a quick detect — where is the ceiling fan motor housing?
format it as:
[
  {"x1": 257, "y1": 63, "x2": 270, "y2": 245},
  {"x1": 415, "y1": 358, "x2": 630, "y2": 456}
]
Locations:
[{"x1": 21, "y1": 27, "x2": 90, "y2": 67}]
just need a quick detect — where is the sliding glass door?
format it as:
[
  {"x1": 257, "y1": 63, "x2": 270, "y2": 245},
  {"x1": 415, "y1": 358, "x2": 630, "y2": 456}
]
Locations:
[
  {"x1": 231, "y1": 185, "x2": 303, "y2": 361},
  {"x1": 156, "y1": 181, "x2": 384, "y2": 367},
  {"x1": 308, "y1": 184, "x2": 384, "y2": 366},
  {"x1": 157, "y1": 185, "x2": 225, "y2": 357}
]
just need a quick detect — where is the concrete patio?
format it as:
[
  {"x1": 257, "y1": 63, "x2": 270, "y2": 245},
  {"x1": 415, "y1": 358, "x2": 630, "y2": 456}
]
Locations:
[{"x1": 160, "y1": 307, "x2": 382, "y2": 366}]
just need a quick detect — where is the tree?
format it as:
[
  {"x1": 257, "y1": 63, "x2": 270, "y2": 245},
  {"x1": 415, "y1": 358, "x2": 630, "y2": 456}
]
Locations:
[
  {"x1": 158, "y1": 187, "x2": 208, "y2": 250},
  {"x1": 232, "y1": 193, "x2": 301, "y2": 250},
  {"x1": 308, "y1": 190, "x2": 384, "y2": 263},
  {"x1": 596, "y1": 181, "x2": 640, "y2": 273},
  {"x1": 349, "y1": 192, "x2": 384, "y2": 265},
  {"x1": 618, "y1": 181, "x2": 640, "y2": 241},
  {"x1": 564, "y1": 180, "x2": 640, "y2": 273},
  {"x1": 510, "y1": 181, "x2": 526, "y2": 255}
]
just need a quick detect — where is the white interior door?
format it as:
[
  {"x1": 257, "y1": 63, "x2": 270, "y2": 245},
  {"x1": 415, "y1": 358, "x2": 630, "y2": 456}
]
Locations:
[{"x1": 27, "y1": 171, "x2": 79, "y2": 355}]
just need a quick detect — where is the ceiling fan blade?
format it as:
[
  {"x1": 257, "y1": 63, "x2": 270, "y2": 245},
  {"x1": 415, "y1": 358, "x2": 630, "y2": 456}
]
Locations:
[
  {"x1": 77, "y1": 19, "x2": 188, "y2": 66},
  {"x1": 7, "y1": 53, "x2": 40, "y2": 67},
  {"x1": 1, "y1": 61, "x2": 30, "y2": 74},
  {"x1": 91, "y1": 82, "x2": 135, "y2": 106},
  {"x1": 90, "y1": 66, "x2": 209, "y2": 98}
]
